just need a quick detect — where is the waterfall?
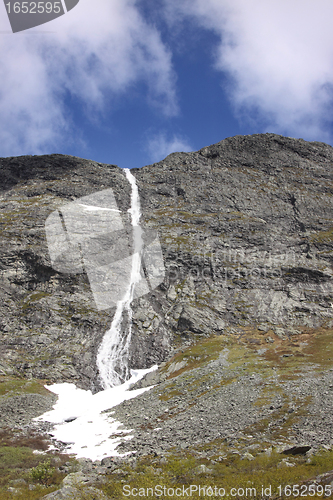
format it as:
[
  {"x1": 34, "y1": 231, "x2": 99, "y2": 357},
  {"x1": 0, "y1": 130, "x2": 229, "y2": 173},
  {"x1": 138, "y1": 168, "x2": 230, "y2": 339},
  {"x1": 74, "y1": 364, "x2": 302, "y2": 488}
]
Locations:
[{"x1": 97, "y1": 169, "x2": 143, "y2": 389}]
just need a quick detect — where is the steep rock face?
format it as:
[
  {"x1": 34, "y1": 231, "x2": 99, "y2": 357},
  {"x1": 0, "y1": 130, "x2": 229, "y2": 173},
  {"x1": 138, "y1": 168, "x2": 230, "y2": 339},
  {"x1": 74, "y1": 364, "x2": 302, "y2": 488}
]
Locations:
[
  {"x1": 1, "y1": 134, "x2": 333, "y2": 390},
  {"x1": 0, "y1": 155, "x2": 131, "y2": 391},
  {"x1": 130, "y1": 133, "x2": 333, "y2": 361}
]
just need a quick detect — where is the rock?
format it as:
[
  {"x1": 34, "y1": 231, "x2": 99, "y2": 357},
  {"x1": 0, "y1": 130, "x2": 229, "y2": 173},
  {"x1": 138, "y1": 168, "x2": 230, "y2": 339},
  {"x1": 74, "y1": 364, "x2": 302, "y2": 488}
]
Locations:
[
  {"x1": 195, "y1": 464, "x2": 213, "y2": 474},
  {"x1": 62, "y1": 472, "x2": 90, "y2": 486},
  {"x1": 274, "y1": 328, "x2": 287, "y2": 339},
  {"x1": 258, "y1": 323, "x2": 270, "y2": 333},
  {"x1": 77, "y1": 458, "x2": 94, "y2": 473},
  {"x1": 167, "y1": 286, "x2": 178, "y2": 301},
  {"x1": 177, "y1": 304, "x2": 225, "y2": 335},
  {"x1": 288, "y1": 327, "x2": 300, "y2": 336},
  {"x1": 94, "y1": 467, "x2": 107, "y2": 475},
  {"x1": 111, "y1": 468, "x2": 127, "y2": 475},
  {"x1": 0, "y1": 155, "x2": 131, "y2": 392},
  {"x1": 41, "y1": 486, "x2": 81, "y2": 499},
  {"x1": 1, "y1": 133, "x2": 333, "y2": 393},
  {"x1": 41, "y1": 485, "x2": 107, "y2": 499},
  {"x1": 129, "y1": 369, "x2": 164, "y2": 390},
  {"x1": 278, "y1": 459, "x2": 295, "y2": 468},
  {"x1": 282, "y1": 445, "x2": 312, "y2": 455},
  {"x1": 11, "y1": 478, "x2": 27, "y2": 486},
  {"x1": 165, "y1": 360, "x2": 187, "y2": 377},
  {"x1": 0, "y1": 393, "x2": 57, "y2": 428},
  {"x1": 100, "y1": 457, "x2": 116, "y2": 468}
]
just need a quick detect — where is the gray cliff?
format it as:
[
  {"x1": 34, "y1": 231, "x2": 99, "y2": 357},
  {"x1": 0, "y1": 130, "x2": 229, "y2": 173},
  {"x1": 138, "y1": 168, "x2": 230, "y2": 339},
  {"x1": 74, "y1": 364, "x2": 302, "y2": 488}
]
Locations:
[{"x1": 1, "y1": 133, "x2": 333, "y2": 391}]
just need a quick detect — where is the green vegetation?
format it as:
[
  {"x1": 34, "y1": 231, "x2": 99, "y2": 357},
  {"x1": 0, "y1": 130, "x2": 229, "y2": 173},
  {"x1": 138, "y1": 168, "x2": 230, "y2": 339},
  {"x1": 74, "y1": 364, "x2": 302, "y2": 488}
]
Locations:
[
  {"x1": 161, "y1": 326, "x2": 333, "y2": 384},
  {"x1": 0, "y1": 428, "x2": 75, "y2": 499},
  {"x1": 20, "y1": 292, "x2": 51, "y2": 311},
  {"x1": 1, "y1": 438, "x2": 333, "y2": 499},
  {"x1": 0, "y1": 446, "x2": 61, "y2": 499},
  {"x1": 29, "y1": 459, "x2": 55, "y2": 486},
  {"x1": 0, "y1": 446, "x2": 36, "y2": 470},
  {"x1": 0, "y1": 376, "x2": 52, "y2": 399},
  {"x1": 160, "y1": 335, "x2": 225, "y2": 380},
  {"x1": 99, "y1": 449, "x2": 333, "y2": 500},
  {"x1": 309, "y1": 227, "x2": 333, "y2": 244}
]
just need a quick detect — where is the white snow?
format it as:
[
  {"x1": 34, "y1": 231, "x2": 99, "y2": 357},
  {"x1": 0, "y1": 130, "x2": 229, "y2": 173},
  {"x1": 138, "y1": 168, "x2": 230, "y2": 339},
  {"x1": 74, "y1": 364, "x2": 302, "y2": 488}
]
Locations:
[
  {"x1": 79, "y1": 204, "x2": 121, "y2": 212},
  {"x1": 35, "y1": 365, "x2": 157, "y2": 461}
]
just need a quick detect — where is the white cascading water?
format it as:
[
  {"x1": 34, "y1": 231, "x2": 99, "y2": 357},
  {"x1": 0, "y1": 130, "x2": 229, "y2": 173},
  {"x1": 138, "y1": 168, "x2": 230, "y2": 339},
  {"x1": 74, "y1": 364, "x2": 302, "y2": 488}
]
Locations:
[{"x1": 97, "y1": 169, "x2": 143, "y2": 389}]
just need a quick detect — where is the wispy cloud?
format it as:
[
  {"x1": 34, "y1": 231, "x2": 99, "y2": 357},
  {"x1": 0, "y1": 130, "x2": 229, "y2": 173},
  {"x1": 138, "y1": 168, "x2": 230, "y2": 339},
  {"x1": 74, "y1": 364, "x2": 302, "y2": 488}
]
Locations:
[
  {"x1": 0, "y1": 0, "x2": 178, "y2": 156},
  {"x1": 146, "y1": 132, "x2": 193, "y2": 163},
  {"x1": 163, "y1": 0, "x2": 333, "y2": 142}
]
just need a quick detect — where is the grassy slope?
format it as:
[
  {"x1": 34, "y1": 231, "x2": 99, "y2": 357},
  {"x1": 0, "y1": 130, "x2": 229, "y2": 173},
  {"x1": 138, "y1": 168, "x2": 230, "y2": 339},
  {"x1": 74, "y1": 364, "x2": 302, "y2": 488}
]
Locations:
[{"x1": 1, "y1": 328, "x2": 333, "y2": 498}]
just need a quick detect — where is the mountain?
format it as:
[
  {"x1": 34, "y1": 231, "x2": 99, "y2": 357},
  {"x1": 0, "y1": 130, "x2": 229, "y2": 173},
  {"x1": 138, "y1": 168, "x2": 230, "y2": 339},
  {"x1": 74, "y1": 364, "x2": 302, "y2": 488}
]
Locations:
[
  {"x1": 132, "y1": 132, "x2": 333, "y2": 358},
  {"x1": 1, "y1": 133, "x2": 333, "y2": 498},
  {"x1": 0, "y1": 155, "x2": 129, "y2": 391},
  {"x1": 1, "y1": 133, "x2": 332, "y2": 392}
]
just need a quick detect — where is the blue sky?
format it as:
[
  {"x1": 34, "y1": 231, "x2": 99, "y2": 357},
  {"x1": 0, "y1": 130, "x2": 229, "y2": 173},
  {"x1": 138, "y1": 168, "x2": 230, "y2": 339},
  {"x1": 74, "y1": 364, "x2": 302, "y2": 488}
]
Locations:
[{"x1": 1, "y1": 0, "x2": 333, "y2": 168}]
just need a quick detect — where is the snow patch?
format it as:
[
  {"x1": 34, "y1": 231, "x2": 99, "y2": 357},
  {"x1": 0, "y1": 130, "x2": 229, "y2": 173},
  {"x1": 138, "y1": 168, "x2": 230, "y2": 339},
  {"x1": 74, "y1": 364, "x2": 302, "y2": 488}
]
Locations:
[{"x1": 35, "y1": 366, "x2": 157, "y2": 461}]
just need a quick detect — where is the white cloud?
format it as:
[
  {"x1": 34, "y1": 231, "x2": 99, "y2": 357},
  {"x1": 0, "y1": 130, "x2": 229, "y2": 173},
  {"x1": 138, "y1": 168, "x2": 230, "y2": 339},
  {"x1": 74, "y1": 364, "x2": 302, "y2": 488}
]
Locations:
[
  {"x1": 0, "y1": 0, "x2": 178, "y2": 156},
  {"x1": 164, "y1": 0, "x2": 333, "y2": 142},
  {"x1": 146, "y1": 132, "x2": 192, "y2": 162}
]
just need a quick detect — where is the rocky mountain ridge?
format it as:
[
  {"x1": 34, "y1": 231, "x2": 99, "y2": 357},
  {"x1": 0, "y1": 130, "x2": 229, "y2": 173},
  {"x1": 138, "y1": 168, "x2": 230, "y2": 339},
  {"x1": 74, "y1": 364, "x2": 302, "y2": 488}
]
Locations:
[{"x1": 1, "y1": 133, "x2": 333, "y2": 393}]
